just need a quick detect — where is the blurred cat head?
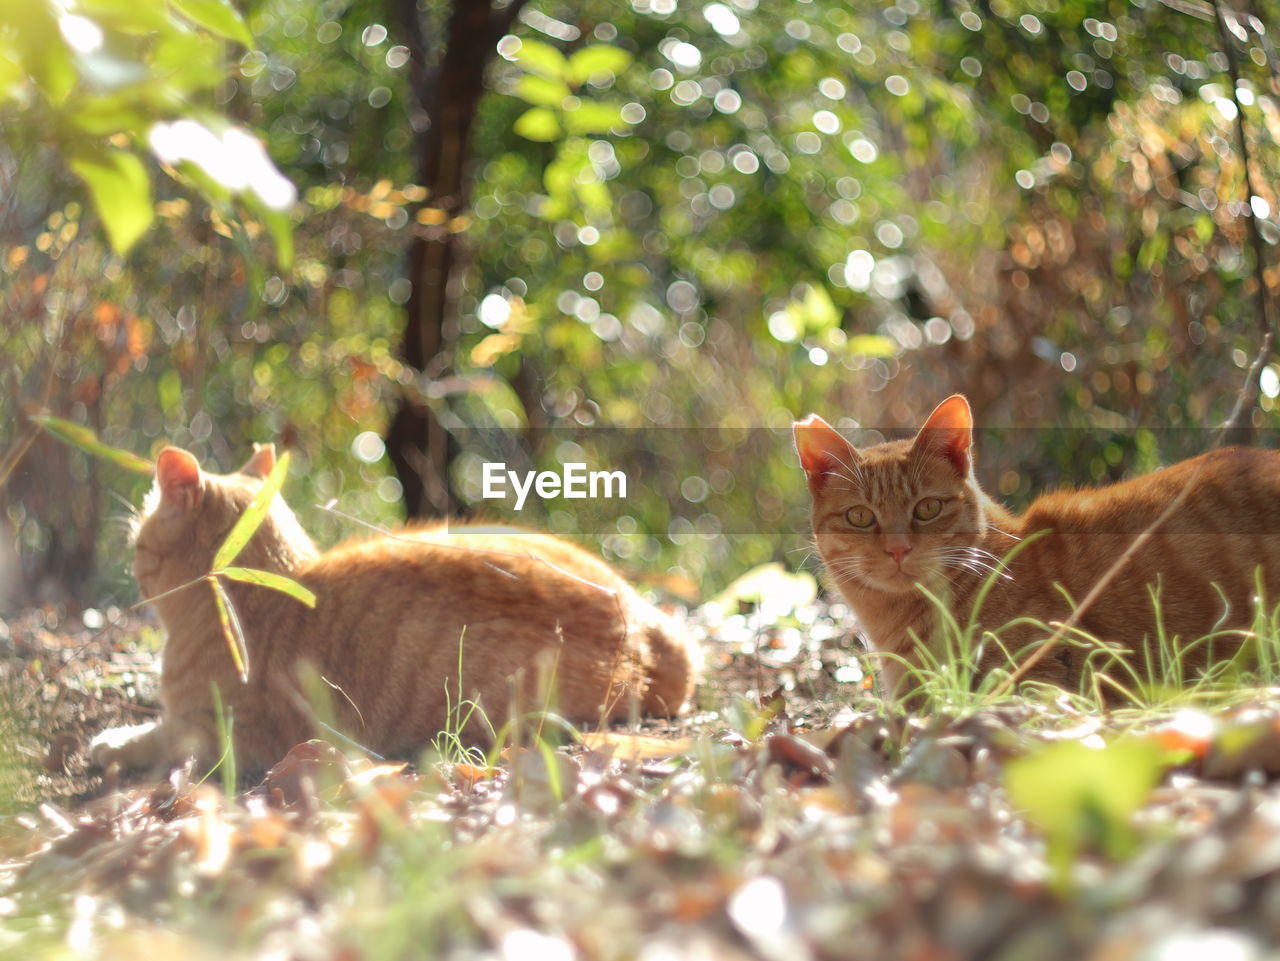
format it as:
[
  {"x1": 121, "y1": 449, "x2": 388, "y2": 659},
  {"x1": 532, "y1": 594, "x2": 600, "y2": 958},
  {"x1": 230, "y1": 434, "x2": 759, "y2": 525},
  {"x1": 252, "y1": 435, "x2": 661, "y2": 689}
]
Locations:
[
  {"x1": 794, "y1": 395, "x2": 990, "y2": 594},
  {"x1": 133, "y1": 444, "x2": 315, "y2": 599}
]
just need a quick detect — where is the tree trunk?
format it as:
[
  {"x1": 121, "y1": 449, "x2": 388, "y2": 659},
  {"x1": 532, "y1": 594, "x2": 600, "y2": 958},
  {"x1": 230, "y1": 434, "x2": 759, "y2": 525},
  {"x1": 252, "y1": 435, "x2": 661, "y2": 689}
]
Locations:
[{"x1": 385, "y1": 0, "x2": 527, "y2": 517}]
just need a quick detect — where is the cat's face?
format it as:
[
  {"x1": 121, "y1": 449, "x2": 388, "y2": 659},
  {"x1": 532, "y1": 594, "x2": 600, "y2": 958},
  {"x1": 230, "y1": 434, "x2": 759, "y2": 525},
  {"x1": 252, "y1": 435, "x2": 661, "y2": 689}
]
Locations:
[
  {"x1": 794, "y1": 396, "x2": 988, "y2": 595},
  {"x1": 133, "y1": 444, "x2": 303, "y2": 598}
]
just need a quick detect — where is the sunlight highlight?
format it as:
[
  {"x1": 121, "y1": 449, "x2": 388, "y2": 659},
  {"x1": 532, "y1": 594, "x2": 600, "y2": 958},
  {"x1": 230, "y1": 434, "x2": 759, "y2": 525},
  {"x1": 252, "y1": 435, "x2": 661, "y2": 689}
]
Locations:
[{"x1": 149, "y1": 120, "x2": 297, "y2": 210}]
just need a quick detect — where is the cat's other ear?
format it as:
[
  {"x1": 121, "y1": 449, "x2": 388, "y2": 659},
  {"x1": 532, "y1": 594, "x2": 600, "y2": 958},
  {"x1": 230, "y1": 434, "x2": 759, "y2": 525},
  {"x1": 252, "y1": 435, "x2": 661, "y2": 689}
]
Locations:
[
  {"x1": 794, "y1": 414, "x2": 858, "y2": 490},
  {"x1": 240, "y1": 443, "x2": 276, "y2": 479},
  {"x1": 912, "y1": 394, "x2": 973, "y2": 476},
  {"x1": 155, "y1": 447, "x2": 203, "y2": 511}
]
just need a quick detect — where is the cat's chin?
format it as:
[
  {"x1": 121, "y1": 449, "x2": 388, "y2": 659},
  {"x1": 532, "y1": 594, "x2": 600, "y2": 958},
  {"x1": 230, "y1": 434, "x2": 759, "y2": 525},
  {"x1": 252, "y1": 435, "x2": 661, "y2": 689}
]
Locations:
[{"x1": 862, "y1": 569, "x2": 925, "y2": 594}]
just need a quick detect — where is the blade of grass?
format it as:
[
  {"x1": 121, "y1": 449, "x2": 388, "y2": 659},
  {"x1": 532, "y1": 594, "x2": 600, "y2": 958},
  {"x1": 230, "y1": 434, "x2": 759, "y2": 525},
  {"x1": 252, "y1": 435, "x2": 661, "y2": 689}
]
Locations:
[
  {"x1": 210, "y1": 684, "x2": 237, "y2": 796},
  {"x1": 32, "y1": 415, "x2": 154, "y2": 475},
  {"x1": 212, "y1": 450, "x2": 291, "y2": 570},
  {"x1": 535, "y1": 735, "x2": 564, "y2": 803},
  {"x1": 965, "y1": 528, "x2": 1050, "y2": 638},
  {"x1": 218, "y1": 566, "x2": 316, "y2": 607},
  {"x1": 209, "y1": 575, "x2": 250, "y2": 683}
]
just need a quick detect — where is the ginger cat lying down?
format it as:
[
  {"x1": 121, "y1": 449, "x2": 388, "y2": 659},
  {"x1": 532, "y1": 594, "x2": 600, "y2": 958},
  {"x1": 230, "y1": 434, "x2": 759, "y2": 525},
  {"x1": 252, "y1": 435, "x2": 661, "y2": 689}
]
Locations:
[
  {"x1": 91, "y1": 444, "x2": 699, "y2": 776},
  {"x1": 795, "y1": 395, "x2": 1280, "y2": 699}
]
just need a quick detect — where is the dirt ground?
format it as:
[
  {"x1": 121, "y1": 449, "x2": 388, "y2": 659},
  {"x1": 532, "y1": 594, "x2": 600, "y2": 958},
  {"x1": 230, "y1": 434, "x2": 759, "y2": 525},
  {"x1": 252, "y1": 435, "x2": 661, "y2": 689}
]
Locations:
[{"x1": 0, "y1": 596, "x2": 869, "y2": 810}]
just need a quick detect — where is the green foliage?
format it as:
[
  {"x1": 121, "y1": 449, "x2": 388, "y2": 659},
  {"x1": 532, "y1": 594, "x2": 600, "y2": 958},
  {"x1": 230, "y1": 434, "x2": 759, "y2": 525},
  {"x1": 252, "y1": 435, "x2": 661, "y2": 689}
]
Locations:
[
  {"x1": 217, "y1": 565, "x2": 316, "y2": 606},
  {"x1": 513, "y1": 106, "x2": 561, "y2": 142},
  {"x1": 209, "y1": 682, "x2": 238, "y2": 798},
  {"x1": 431, "y1": 629, "x2": 495, "y2": 767},
  {"x1": 509, "y1": 37, "x2": 632, "y2": 143},
  {"x1": 32, "y1": 415, "x2": 153, "y2": 475},
  {"x1": 0, "y1": 0, "x2": 292, "y2": 260},
  {"x1": 5, "y1": 0, "x2": 1279, "y2": 604},
  {"x1": 206, "y1": 450, "x2": 316, "y2": 679},
  {"x1": 171, "y1": 0, "x2": 256, "y2": 48},
  {"x1": 67, "y1": 150, "x2": 154, "y2": 254},
  {"x1": 211, "y1": 450, "x2": 290, "y2": 568},
  {"x1": 893, "y1": 530, "x2": 1055, "y2": 711},
  {"x1": 1005, "y1": 738, "x2": 1169, "y2": 889}
]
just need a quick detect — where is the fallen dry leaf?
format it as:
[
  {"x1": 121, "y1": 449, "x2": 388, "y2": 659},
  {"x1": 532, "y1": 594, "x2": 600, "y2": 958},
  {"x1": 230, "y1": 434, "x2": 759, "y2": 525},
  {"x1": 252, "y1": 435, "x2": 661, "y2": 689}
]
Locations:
[
  {"x1": 255, "y1": 740, "x2": 351, "y2": 812},
  {"x1": 764, "y1": 732, "x2": 835, "y2": 782},
  {"x1": 581, "y1": 731, "x2": 695, "y2": 761}
]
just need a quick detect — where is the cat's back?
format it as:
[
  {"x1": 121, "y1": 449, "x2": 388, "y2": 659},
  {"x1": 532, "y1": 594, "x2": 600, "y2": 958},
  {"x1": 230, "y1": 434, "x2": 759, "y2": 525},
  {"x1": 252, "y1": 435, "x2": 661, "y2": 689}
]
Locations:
[
  {"x1": 282, "y1": 520, "x2": 694, "y2": 745},
  {"x1": 297, "y1": 521, "x2": 693, "y2": 688},
  {"x1": 304, "y1": 522, "x2": 633, "y2": 600},
  {"x1": 984, "y1": 445, "x2": 1280, "y2": 670},
  {"x1": 1018, "y1": 446, "x2": 1280, "y2": 537}
]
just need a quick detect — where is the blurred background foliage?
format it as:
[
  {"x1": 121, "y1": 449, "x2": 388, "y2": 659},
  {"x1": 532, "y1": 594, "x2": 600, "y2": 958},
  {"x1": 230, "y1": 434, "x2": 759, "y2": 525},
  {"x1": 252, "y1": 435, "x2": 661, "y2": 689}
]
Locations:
[{"x1": 1, "y1": 0, "x2": 1278, "y2": 609}]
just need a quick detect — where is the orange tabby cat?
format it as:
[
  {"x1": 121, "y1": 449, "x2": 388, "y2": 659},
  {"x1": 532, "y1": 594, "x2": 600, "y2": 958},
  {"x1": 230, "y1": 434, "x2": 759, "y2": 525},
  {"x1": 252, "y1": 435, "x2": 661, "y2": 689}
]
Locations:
[
  {"x1": 91, "y1": 444, "x2": 698, "y2": 775},
  {"x1": 795, "y1": 395, "x2": 1280, "y2": 698}
]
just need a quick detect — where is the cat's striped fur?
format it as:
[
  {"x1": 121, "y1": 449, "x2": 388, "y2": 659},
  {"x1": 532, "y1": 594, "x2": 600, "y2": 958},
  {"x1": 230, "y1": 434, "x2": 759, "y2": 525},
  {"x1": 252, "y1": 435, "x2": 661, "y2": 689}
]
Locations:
[
  {"x1": 795, "y1": 395, "x2": 1280, "y2": 698},
  {"x1": 92, "y1": 444, "x2": 698, "y2": 775}
]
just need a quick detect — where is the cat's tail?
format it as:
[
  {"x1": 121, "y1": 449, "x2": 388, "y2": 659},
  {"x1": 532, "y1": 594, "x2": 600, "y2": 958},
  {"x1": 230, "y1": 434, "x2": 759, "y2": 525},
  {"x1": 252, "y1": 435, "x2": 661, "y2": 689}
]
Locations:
[{"x1": 636, "y1": 607, "x2": 701, "y2": 716}]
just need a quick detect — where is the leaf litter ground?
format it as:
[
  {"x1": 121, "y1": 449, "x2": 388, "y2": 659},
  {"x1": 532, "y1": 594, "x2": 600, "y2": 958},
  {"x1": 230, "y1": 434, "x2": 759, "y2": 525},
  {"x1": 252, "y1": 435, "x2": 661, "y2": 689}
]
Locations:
[{"x1": 4, "y1": 596, "x2": 1280, "y2": 960}]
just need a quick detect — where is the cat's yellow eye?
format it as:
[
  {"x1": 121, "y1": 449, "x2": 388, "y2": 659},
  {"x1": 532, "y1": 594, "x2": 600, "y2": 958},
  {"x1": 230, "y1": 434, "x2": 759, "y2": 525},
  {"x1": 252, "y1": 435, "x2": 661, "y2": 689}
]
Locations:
[
  {"x1": 914, "y1": 497, "x2": 943, "y2": 521},
  {"x1": 845, "y1": 506, "x2": 875, "y2": 529}
]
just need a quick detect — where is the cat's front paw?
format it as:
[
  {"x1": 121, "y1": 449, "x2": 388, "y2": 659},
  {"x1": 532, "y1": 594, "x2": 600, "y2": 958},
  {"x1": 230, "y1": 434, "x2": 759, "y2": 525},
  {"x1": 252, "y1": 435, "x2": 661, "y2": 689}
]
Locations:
[{"x1": 88, "y1": 722, "x2": 167, "y2": 771}]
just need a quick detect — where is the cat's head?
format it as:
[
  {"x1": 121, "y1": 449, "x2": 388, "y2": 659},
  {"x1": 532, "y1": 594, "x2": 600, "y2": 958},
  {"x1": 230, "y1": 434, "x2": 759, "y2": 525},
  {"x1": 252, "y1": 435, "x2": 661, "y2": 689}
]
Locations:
[
  {"x1": 133, "y1": 444, "x2": 316, "y2": 600},
  {"x1": 793, "y1": 395, "x2": 989, "y2": 595}
]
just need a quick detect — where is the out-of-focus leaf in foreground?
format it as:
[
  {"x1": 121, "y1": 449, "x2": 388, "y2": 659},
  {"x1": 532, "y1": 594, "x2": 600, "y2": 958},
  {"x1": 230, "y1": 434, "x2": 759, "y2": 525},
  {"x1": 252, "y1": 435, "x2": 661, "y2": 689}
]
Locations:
[
  {"x1": 33, "y1": 415, "x2": 154, "y2": 474},
  {"x1": 1005, "y1": 738, "x2": 1169, "y2": 888}
]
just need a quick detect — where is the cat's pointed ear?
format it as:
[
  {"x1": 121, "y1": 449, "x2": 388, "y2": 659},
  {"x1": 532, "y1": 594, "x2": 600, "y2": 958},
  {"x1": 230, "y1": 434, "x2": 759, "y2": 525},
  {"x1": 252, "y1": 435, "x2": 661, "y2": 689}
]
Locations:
[
  {"x1": 240, "y1": 443, "x2": 276, "y2": 479},
  {"x1": 912, "y1": 394, "x2": 973, "y2": 476},
  {"x1": 155, "y1": 447, "x2": 203, "y2": 511},
  {"x1": 794, "y1": 414, "x2": 859, "y2": 490}
]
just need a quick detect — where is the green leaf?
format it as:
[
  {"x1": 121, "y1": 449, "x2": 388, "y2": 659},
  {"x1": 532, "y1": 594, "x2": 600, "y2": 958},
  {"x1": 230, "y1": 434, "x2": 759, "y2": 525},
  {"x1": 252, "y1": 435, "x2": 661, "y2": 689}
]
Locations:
[
  {"x1": 1137, "y1": 231, "x2": 1168, "y2": 272},
  {"x1": 149, "y1": 28, "x2": 225, "y2": 92},
  {"x1": 33, "y1": 415, "x2": 155, "y2": 474},
  {"x1": 66, "y1": 95, "x2": 151, "y2": 137},
  {"x1": 169, "y1": 0, "x2": 254, "y2": 48},
  {"x1": 785, "y1": 285, "x2": 840, "y2": 335},
  {"x1": 5, "y1": 4, "x2": 75, "y2": 103},
  {"x1": 514, "y1": 38, "x2": 567, "y2": 79},
  {"x1": 543, "y1": 159, "x2": 574, "y2": 199},
  {"x1": 211, "y1": 450, "x2": 291, "y2": 570},
  {"x1": 209, "y1": 576, "x2": 250, "y2": 683},
  {"x1": 244, "y1": 193, "x2": 295, "y2": 270},
  {"x1": 262, "y1": 206, "x2": 294, "y2": 270},
  {"x1": 1194, "y1": 213, "x2": 1215, "y2": 245},
  {"x1": 574, "y1": 176, "x2": 611, "y2": 213},
  {"x1": 74, "y1": 0, "x2": 177, "y2": 34},
  {"x1": 513, "y1": 74, "x2": 569, "y2": 108},
  {"x1": 543, "y1": 145, "x2": 587, "y2": 200},
  {"x1": 847, "y1": 334, "x2": 898, "y2": 358},
  {"x1": 209, "y1": 683, "x2": 236, "y2": 797},
  {"x1": 513, "y1": 107, "x2": 561, "y2": 143},
  {"x1": 566, "y1": 45, "x2": 632, "y2": 86},
  {"x1": 561, "y1": 101, "x2": 624, "y2": 135},
  {"x1": 69, "y1": 148, "x2": 154, "y2": 255},
  {"x1": 218, "y1": 567, "x2": 316, "y2": 607},
  {"x1": 163, "y1": 153, "x2": 233, "y2": 207},
  {"x1": 1005, "y1": 739, "x2": 1167, "y2": 888}
]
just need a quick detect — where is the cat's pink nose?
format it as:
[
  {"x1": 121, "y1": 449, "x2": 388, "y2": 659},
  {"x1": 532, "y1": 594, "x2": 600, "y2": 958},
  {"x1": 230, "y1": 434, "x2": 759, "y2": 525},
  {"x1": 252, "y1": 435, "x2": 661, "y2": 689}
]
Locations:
[{"x1": 885, "y1": 543, "x2": 912, "y2": 566}]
